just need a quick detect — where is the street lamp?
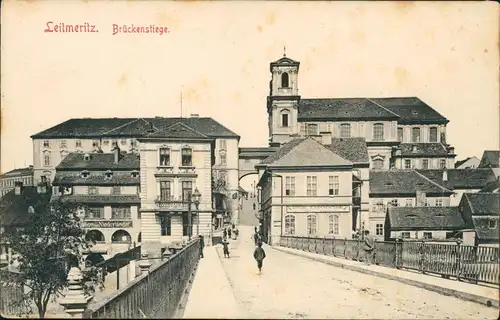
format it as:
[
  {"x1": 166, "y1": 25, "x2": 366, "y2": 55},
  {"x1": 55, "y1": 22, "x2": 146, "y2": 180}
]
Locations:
[
  {"x1": 192, "y1": 188, "x2": 201, "y2": 237},
  {"x1": 187, "y1": 188, "x2": 201, "y2": 241}
]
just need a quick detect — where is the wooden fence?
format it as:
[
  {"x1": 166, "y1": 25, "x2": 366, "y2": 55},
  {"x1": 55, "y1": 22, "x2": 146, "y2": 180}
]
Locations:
[{"x1": 279, "y1": 236, "x2": 499, "y2": 285}]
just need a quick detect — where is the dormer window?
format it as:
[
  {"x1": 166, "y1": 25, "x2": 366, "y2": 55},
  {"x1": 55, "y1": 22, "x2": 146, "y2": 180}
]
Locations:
[
  {"x1": 131, "y1": 170, "x2": 139, "y2": 178},
  {"x1": 92, "y1": 140, "x2": 100, "y2": 148},
  {"x1": 27, "y1": 206, "x2": 35, "y2": 214},
  {"x1": 83, "y1": 153, "x2": 91, "y2": 161},
  {"x1": 412, "y1": 146, "x2": 418, "y2": 152},
  {"x1": 81, "y1": 170, "x2": 90, "y2": 179},
  {"x1": 105, "y1": 170, "x2": 113, "y2": 180},
  {"x1": 181, "y1": 147, "x2": 193, "y2": 166},
  {"x1": 62, "y1": 186, "x2": 73, "y2": 195},
  {"x1": 281, "y1": 72, "x2": 290, "y2": 88}
]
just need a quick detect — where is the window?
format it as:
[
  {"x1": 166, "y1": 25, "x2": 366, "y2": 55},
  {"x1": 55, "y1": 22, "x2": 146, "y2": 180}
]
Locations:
[
  {"x1": 424, "y1": 198, "x2": 429, "y2": 207},
  {"x1": 85, "y1": 207, "x2": 103, "y2": 219},
  {"x1": 111, "y1": 206, "x2": 131, "y2": 219},
  {"x1": 81, "y1": 170, "x2": 90, "y2": 179},
  {"x1": 131, "y1": 139, "x2": 137, "y2": 148},
  {"x1": 43, "y1": 140, "x2": 50, "y2": 148},
  {"x1": 397, "y1": 127, "x2": 404, "y2": 142},
  {"x1": 306, "y1": 176, "x2": 317, "y2": 196},
  {"x1": 60, "y1": 140, "x2": 67, "y2": 148},
  {"x1": 376, "y1": 224, "x2": 384, "y2": 236},
  {"x1": 182, "y1": 181, "x2": 193, "y2": 202},
  {"x1": 340, "y1": 124, "x2": 351, "y2": 138},
  {"x1": 429, "y1": 127, "x2": 438, "y2": 142},
  {"x1": 76, "y1": 140, "x2": 82, "y2": 148},
  {"x1": 373, "y1": 123, "x2": 384, "y2": 141},
  {"x1": 329, "y1": 176, "x2": 339, "y2": 196},
  {"x1": 281, "y1": 72, "x2": 289, "y2": 88},
  {"x1": 405, "y1": 199, "x2": 413, "y2": 207},
  {"x1": 281, "y1": 113, "x2": 289, "y2": 127},
  {"x1": 404, "y1": 159, "x2": 411, "y2": 169},
  {"x1": 159, "y1": 148, "x2": 170, "y2": 166},
  {"x1": 329, "y1": 215, "x2": 339, "y2": 235},
  {"x1": 160, "y1": 181, "x2": 171, "y2": 201},
  {"x1": 120, "y1": 139, "x2": 127, "y2": 145},
  {"x1": 220, "y1": 153, "x2": 227, "y2": 166},
  {"x1": 422, "y1": 159, "x2": 429, "y2": 169},
  {"x1": 92, "y1": 140, "x2": 100, "y2": 147},
  {"x1": 284, "y1": 215, "x2": 295, "y2": 235},
  {"x1": 306, "y1": 124, "x2": 318, "y2": 136},
  {"x1": 423, "y1": 232, "x2": 432, "y2": 239},
  {"x1": 401, "y1": 232, "x2": 410, "y2": 239},
  {"x1": 412, "y1": 127, "x2": 421, "y2": 142},
  {"x1": 390, "y1": 199, "x2": 399, "y2": 207},
  {"x1": 373, "y1": 159, "x2": 383, "y2": 170},
  {"x1": 88, "y1": 186, "x2": 98, "y2": 195},
  {"x1": 182, "y1": 213, "x2": 192, "y2": 236},
  {"x1": 181, "y1": 148, "x2": 193, "y2": 166},
  {"x1": 285, "y1": 177, "x2": 295, "y2": 196},
  {"x1": 161, "y1": 215, "x2": 171, "y2": 236},
  {"x1": 103, "y1": 140, "x2": 109, "y2": 146},
  {"x1": 219, "y1": 140, "x2": 227, "y2": 150},
  {"x1": 435, "y1": 198, "x2": 443, "y2": 207},
  {"x1": 43, "y1": 152, "x2": 51, "y2": 167},
  {"x1": 111, "y1": 186, "x2": 121, "y2": 195},
  {"x1": 439, "y1": 159, "x2": 446, "y2": 169},
  {"x1": 307, "y1": 215, "x2": 317, "y2": 235},
  {"x1": 488, "y1": 220, "x2": 497, "y2": 229}
]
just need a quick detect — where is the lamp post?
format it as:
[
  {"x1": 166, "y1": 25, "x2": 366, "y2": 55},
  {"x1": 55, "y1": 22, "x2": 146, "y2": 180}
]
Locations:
[
  {"x1": 187, "y1": 188, "x2": 201, "y2": 241},
  {"x1": 192, "y1": 188, "x2": 201, "y2": 237}
]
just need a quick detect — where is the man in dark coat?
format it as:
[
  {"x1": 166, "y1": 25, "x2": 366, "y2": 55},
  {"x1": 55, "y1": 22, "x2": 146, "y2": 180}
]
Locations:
[
  {"x1": 199, "y1": 235, "x2": 205, "y2": 258},
  {"x1": 253, "y1": 241, "x2": 266, "y2": 274},
  {"x1": 363, "y1": 230, "x2": 374, "y2": 265}
]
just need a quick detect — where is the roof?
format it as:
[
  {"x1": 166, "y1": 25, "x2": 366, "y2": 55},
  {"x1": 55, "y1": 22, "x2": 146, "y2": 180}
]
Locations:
[
  {"x1": 55, "y1": 194, "x2": 140, "y2": 204},
  {"x1": 259, "y1": 138, "x2": 306, "y2": 165},
  {"x1": 30, "y1": 117, "x2": 240, "y2": 139},
  {"x1": 472, "y1": 216, "x2": 499, "y2": 240},
  {"x1": 0, "y1": 166, "x2": 33, "y2": 179},
  {"x1": 416, "y1": 168, "x2": 497, "y2": 190},
  {"x1": 388, "y1": 206, "x2": 465, "y2": 231},
  {"x1": 270, "y1": 55, "x2": 300, "y2": 72},
  {"x1": 396, "y1": 143, "x2": 452, "y2": 157},
  {"x1": 480, "y1": 180, "x2": 500, "y2": 193},
  {"x1": 323, "y1": 137, "x2": 369, "y2": 164},
  {"x1": 53, "y1": 171, "x2": 139, "y2": 186},
  {"x1": 464, "y1": 193, "x2": 499, "y2": 216},
  {"x1": 261, "y1": 137, "x2": 352, "y2": 168},
  {"x1": 370, "y1": 170, "x2": 453, "y2": 196},
  {"x1": 479, "y1": 150, "x2": 500, "y2": 168},
  {"x1": 141, "y1": 121, "x2": 210, "y2": 140},
  {"x1": 239, "y1": 147, "x2": 280, "y2": 158},
  {"x1": 0, "y1": 187, "x2": 52, "y2": 227},
  {"x1": 455, "y1": 156, "x2": 480, "y2": 169},
  {"x1": 371, "y1": 97, "x2": 449, "y2": 124},
  {"x1": 297, "y1": 98, "x2": 399, "y2": 121},
  {"x1": 56, "y1": 152, "x2": 140, "y2": 170}
]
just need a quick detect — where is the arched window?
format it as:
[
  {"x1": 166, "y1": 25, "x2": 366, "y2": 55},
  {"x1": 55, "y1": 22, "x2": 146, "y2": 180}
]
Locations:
[
  {"x1": 181, "y1": 147, "x2": 193, "y2": 166},
  {"x1": 43, "y1": 151, "x2": 51, "y2": 167},
  {"x1": 85, "y1": 230, "x2": 105, "y2": 243},
  {"x1": 284, "y1": 215, "x2": 295, "y2": 235},
  {"x1": 340, "y1": 124, "x2": 351, "y2": 138},
  {"x1": 307, "y1": 215, "x2": 317, "y2": 235},
  {"x1": 111, "y1": 230, "x2": 131, "y2": 243},
  {"x1": 329, "y1": 215, "x2": 339, "y2": 235},
  {"x1": 373, "y1": 123, "x2": 384, "y2": 141},
  {"x1": 281, "y1": 72, "x2": 290, "y2": 88},
  {"x1": 412, "y1": 127, "x2": 421, "y2": 142}
]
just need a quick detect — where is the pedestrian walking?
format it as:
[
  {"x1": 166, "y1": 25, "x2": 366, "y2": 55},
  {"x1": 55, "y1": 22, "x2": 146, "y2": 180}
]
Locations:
[
  {"x1": 223, "y1": 228, "x2": 227, "y2": 238},
  {"x1": 363, "y1": 230, "x2": 374, "y2": 265},
  {"x1": 228, "y1": 228, "x2": 232, "y2": 239},
  {"x1": 199, "y1": 235, "x2": 205, "y2": 259},
  {"x1": 235, "y1": 229, "x2": 239, "y2": 239},
  {"x1": 222, "y1": 237, "x2": 230, "y2": 258},
  {"x1": 232, "y1": 223, "x2": 235, "y2": 229},
  {"x1": 253, "y1": 241, "x2": 266, "y2": 274}
]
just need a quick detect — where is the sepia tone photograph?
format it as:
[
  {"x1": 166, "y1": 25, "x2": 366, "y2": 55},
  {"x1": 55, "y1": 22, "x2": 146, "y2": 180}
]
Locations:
[{"x1": 0, "y1": 1, "x2": 499, "y2": 319}]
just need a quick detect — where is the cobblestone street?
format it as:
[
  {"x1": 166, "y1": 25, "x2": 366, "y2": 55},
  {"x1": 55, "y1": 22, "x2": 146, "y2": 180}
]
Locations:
[{"x1": 216, "y1": 226, "x2": 498, "y2": 319}]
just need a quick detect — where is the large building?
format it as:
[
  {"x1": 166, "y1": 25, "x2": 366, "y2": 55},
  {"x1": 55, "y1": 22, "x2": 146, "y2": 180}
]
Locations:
[{"x1": 0, "y1": 166, "x2": 34, "y2": 198}]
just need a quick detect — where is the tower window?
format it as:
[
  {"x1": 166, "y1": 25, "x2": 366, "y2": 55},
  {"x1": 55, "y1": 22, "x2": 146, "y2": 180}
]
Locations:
[
  {"x1": 281, "y1": 113, "x2": 289, "y2": 127},
  {"x1": 281, "y1": 72, "x2": 290, "y2": 88}
]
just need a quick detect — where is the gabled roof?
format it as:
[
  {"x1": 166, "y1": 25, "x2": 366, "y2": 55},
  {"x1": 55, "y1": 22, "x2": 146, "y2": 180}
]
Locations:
[
  {"x1": 30, "y1": 117, "x2": 240, "y2": 139},
  {"x1": 297, "y1": 98, "x2": 399, "y2": 121},
  {"x1": 270, "y1": 55, "x2": 300, "y2": 71},
  {"x1": 371, "y1": 97, "x2": 449, "y2": 124},
  {"x1": 141, "y1": 121, "x2": 210, "y2": 140},
  {"x1": 455, "y1": 156, "x2": 480, "y2": 169},
  {"x1": 323, "y1": 137, "x2": 369, "y2": 164},
  {"x1": 260, "y1": 137, "x2": 352, "y2": 168},
  {"x1": 396, "y1": 143, "x2": 452, "y2": 157},
  {"x1": 388, "y1": 206, "x2": 465, "y2": 231},
  {"x1": 370, "y1": 170, "x2": 453, "y2": 196},
  {"x1": 0, "y1": 187, "x2": 52, "y2": 227},
  {"x1": 259, "y1": 138, "x2": 305, "y2": 165},
  {"x1": 479, "y1": 150, "x2": 500, "y2": 168},
  {"x1": 464, "y1": 193, "x2": 499, "y2": 216},
  {"x1": 56, "y1": 152, "x2": 140, "y2": 170},
  {"x1": 416, "y1": 168, "x2": 497, "y2": 190}
]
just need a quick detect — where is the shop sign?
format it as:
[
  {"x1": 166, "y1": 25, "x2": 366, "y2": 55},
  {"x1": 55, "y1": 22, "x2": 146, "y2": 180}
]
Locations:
[{"x1": 83, "y1": 220, "x2": 133, "y2": 228}]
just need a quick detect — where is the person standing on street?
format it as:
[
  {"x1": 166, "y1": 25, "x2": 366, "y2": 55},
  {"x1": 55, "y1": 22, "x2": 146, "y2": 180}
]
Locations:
[
  {"x1": 222, "y1": 236, "x2": 231, "y2": 258},
  {"x1": 223, "y1": 228, "x2": 227, "y2": 238},
  {"x1": 228, "y1": 228, "x2": 232, "y2": 239},
  {"x1": 363, "y1": 230, "x2": 374, "y2": 265},
  {"x1": 253, "y1": 241, "x2": 266, "y2": 274},
  {"x1": 199, "y1": 235, "x2": 205, "y2": 259}
]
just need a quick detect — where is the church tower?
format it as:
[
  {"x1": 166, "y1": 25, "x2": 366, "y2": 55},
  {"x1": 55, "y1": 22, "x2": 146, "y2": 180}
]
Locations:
[{"x1": 267, "y1": 50, "x2": 301, "y2": 146}]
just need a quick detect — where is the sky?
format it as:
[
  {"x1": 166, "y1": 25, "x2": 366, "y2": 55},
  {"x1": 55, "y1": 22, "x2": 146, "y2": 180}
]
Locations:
[{"x1": 1, "y1": 1, "x2": 499, "y2": 173}]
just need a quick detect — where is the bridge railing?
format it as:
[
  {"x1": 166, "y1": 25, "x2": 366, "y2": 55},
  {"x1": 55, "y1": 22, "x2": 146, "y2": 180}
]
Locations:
[
  {"x1": 84, "y1": 238, "x2": 200, "y2": 319},
  {"x1": 279, "y1": 236, "x2": 499, "y2": 285}
]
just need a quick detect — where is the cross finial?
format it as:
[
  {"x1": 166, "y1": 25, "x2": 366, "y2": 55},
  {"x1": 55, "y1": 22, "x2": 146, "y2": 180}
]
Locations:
[{"x1": 283, "y1": 46, "x2": 286, "y2": 57}]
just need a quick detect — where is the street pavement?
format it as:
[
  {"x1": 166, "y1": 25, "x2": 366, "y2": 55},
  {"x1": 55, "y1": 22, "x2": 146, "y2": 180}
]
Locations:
[{"x1": 216, "y1": 226, "x2": 499, "y2": 319}]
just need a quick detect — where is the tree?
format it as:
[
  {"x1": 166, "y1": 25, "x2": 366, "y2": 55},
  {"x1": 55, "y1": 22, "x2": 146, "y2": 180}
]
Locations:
[{"x1": 0, "y1": 198, "x2": 103, "y2": 318}]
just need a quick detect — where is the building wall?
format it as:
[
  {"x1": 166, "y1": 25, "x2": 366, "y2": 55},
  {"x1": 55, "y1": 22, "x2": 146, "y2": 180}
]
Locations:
[
  {"x1": 398, "y1": 124, "x2": 447, "y2": 144},
  {"x1": 297, "y1": 120, "x2": 398, "y2": 142},
  {"x1": 390, "y1": 230, "x2": 451, "y2": 240},
  {"x1": 214, "y1": 138, "x2": 240, "y2": 223},
  {"x1": 394, "y1": 157, "x2": 455, "y2": 170},
  {"x1": 0, "y1": 174, "x2": 34, "y2": 197}
]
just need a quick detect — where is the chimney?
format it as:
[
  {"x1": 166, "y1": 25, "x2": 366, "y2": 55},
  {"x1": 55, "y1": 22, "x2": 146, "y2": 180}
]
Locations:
[
  {"x1": 113, "y1": 145, "x2": 121, "y2": 164},
  {"x1": 14, "y1": 181, "x2": 23, "y2": 195},
  {"x1": 442, "y1": 167, "x2": 448, "y2": 182},
  {"x1": 321, "y1": 132, "x2": 332, "y2": 145},
  {"x1": 147, "y1": 121, "x2": 155, "y2": 133},
  {"x1": 448, "y1": 146, "x2": 455, "y2": 154},
  {"x1": 416, "y1": 190, "x2": 426, "y2": 206}
]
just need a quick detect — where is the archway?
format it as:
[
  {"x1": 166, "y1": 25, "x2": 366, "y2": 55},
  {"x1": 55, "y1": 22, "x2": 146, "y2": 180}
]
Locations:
[
  {"x1": 85, "y1": 230, "x2": 105, "y2": 243},
  {"x1": 238, "y1": 172, "x2": 260, "y2": 227},
  {"x1": 111, "y1": 230, "x2": 132, "y2": 243}
]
